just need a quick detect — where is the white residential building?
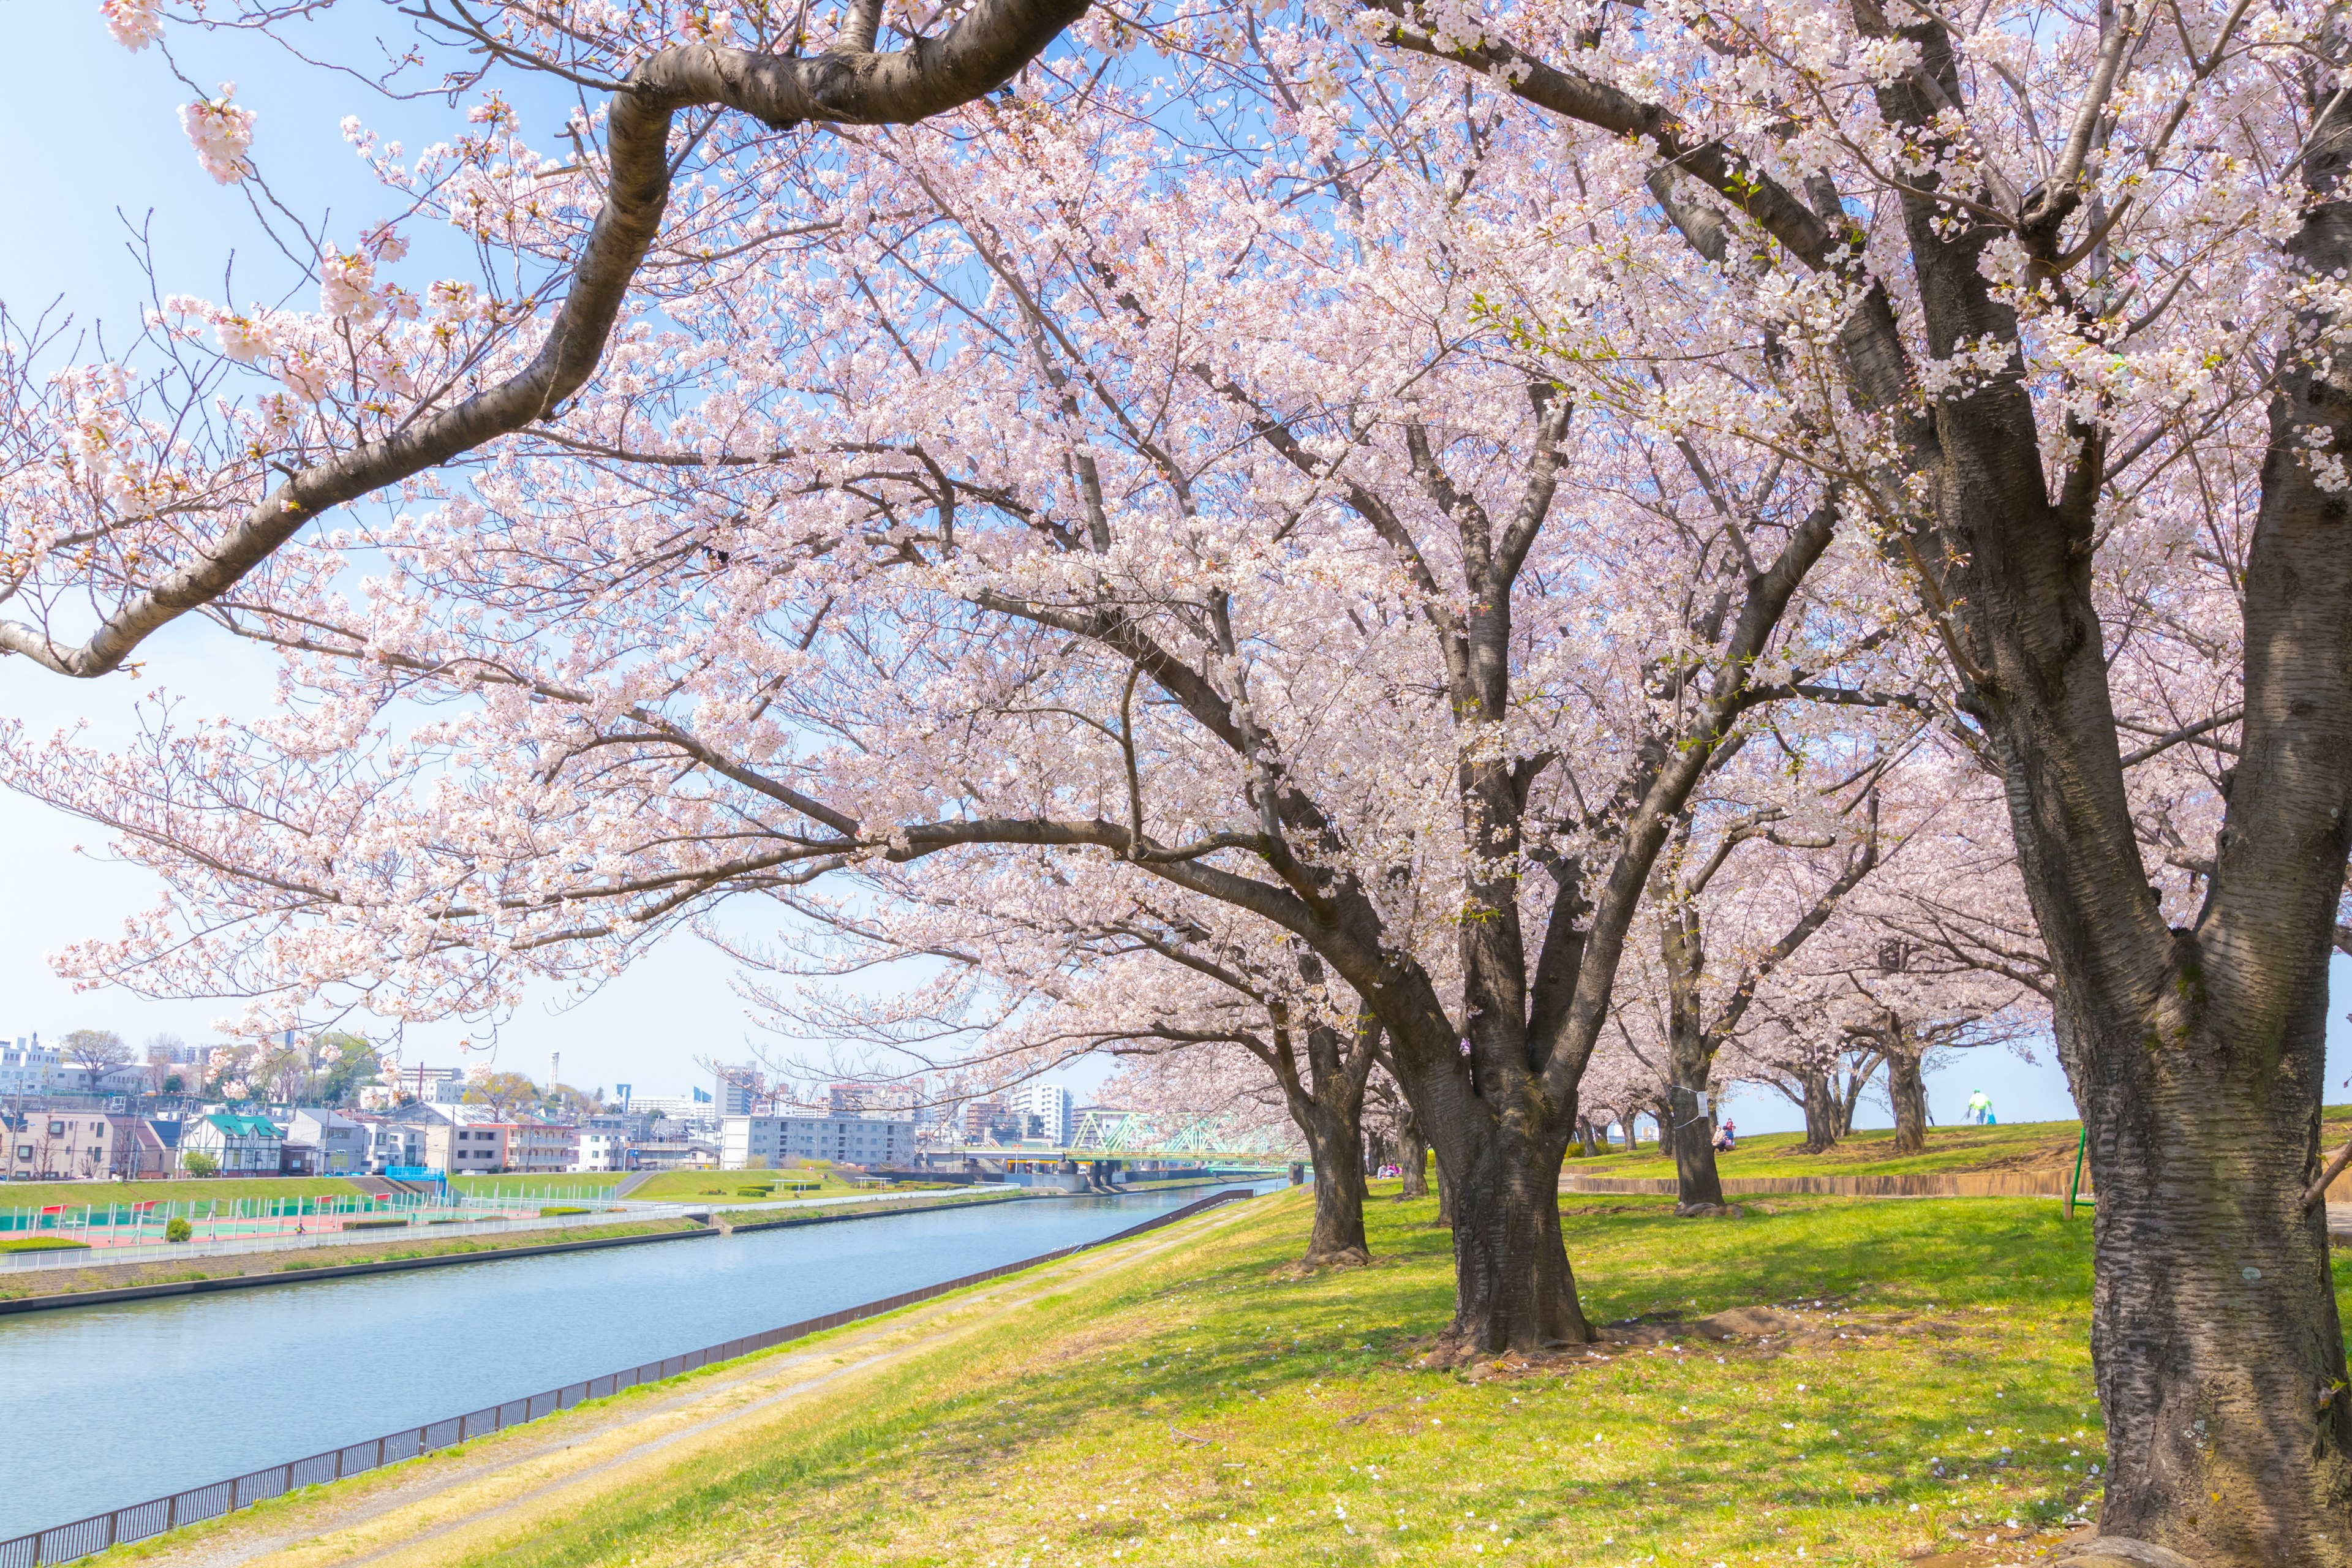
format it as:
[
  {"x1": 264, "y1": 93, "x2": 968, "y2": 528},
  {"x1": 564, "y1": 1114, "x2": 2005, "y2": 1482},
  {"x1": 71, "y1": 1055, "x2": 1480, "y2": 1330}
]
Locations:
[
  {"x1": 1008, "y1": 1082, "x2": 1075, "y2": 1145},
  {"x1": 721, "y1": 1110, "x2": 916, "y2": 1170},
  {"x1": 182, "y1": 1112, "x2": 284, "y2": 1173},
  {"x1": 572, "y1": 1128, "x2": 631, "y2": 1172},
  {"x1": 0, "y1": 1036, "x2": 59, "y2": 1098}
]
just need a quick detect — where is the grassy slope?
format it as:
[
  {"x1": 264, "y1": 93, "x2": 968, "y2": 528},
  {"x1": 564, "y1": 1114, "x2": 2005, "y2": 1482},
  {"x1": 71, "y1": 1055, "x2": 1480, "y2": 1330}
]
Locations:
[
  {"x1": 625, "y1": 1170, "x2": 878, "y2": 1202},
  {"x1": 404, "y1": 1185, "x2": 2232, "y2": 1568},
  {"x1": 0, "y1": 1177, "x2": 371, "y2": 1211},
  {"x1": 447, "y1": 1174, "x2": 631, "y2": 1197},
  {"x1": 1574, "y1": 1106, "x2": 2352, "y2": 1182}
]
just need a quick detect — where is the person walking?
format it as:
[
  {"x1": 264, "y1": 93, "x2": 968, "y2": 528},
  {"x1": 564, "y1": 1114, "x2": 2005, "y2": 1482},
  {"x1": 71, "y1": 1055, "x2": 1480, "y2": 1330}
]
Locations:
[{"x1": 1966, "y1": 1089, "x2": 1992, "y2": 1126}]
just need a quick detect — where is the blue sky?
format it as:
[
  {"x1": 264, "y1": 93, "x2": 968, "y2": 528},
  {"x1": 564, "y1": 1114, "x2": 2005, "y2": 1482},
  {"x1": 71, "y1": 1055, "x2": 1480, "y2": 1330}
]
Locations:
[{"x1": 0, "y1": 4, "x2": 2343, "y2": 1132}]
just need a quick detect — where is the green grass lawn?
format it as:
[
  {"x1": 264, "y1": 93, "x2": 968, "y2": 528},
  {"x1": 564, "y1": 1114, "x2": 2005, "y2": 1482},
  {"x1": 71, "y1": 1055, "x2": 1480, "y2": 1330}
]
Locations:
[
  {"x1": 425, "y1": 1183, "x2": 2214, "y2": 1568},
  {"x1": 0, "y1": 1176, "x2": 371, "y2": 1213},
  {"x1": 447, "y1": 1173, "x2": 631, "y2": 1199},
  {"x1": 1572, "y1": 1105, "x2": 2352, "y2": 1182},
  {"x1": 624, "y1": 1169, "x2": 871, "y2": 1202}
]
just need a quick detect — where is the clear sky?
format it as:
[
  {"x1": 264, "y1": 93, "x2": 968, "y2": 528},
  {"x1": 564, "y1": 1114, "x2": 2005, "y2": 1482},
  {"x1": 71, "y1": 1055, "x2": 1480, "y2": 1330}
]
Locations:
[{"x1": 0, "y1": 4, "x2": 2342, "y2": 1129}]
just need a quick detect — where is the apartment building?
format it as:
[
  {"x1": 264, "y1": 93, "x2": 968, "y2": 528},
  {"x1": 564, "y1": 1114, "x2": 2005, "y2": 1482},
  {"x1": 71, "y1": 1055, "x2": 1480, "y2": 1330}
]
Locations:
[
  {"x1": 720, "y1": 1110, "x2": 915, "y2": 1170},
  {"x1": 0, "y1": 1036, "x2": 58, "y2": 1098},
  {"x1": 506, "y1": 1121, "x2": 579, "y2": 1174},
  {"x1": 424, "y1": 1119, "x2": 511, "y2": 1174}
]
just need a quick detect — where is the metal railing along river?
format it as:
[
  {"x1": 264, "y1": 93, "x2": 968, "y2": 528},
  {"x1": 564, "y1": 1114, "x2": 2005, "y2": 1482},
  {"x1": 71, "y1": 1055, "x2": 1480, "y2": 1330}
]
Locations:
[{"x1": 0, "y1": 1188, "x2": 1252, "y2": 1568}]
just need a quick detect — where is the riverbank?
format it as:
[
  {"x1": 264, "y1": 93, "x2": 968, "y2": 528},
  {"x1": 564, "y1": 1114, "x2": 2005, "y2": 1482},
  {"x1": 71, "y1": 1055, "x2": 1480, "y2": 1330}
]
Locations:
[
  {"x1": 86, "y1": 1184, "x2": 2169, "y2": 1568},
  {"x1": 0, "y1": 1218, "x2": 707, "y2": 1311}
]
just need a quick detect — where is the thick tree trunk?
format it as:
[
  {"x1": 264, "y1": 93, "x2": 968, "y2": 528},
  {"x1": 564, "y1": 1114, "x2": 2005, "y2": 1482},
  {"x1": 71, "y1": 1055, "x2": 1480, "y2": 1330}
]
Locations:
[
  {"x1": 1299, "y1": 1103, "x2": 1370, "y2": 1267},
  {"x1": 1799, "y1": 1070, "x2": 1841, "y2": 1153},
  {"x1": 1577, "y1": 1117, "x2": 1601, "y2": 1158},
  {"x1": 1433, "y1": 1154, "x2": 1454, "y2": 1227},
  {"x1": 1438, "y1": 1116, "x2": 1592, "y2": 1354},
  {"x1": 2074, "y1": 974, "x2": 2351, "y2": 1560},
  {"x1": 1887, "y1": 1048, "x2": 1928, "y2": 1156}
]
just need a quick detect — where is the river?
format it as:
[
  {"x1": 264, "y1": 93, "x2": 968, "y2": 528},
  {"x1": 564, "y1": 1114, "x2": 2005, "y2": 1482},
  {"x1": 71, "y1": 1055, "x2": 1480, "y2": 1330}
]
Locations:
[{"x1": 0, "y1": 1183, "x2": 1261, "y2": 1539}]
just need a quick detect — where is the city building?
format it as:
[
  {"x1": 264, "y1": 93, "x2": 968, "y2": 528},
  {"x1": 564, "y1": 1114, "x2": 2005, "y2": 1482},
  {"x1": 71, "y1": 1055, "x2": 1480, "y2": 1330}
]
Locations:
[
  {"x1": 720, "y1": 1110, "x2": 916, "y2": 1170},
  {"x1": 1008, "y1": 1082, "x2": 1074, "y2": 1145},
  {"x1": 181, "y1": 1112, "x2": 284, "y2": 1174},
  {"x1": 358, "y1": 1115, "x2": 428, "y2": 1173},
  {"x1": 0, "y1": 1035, "x2": 59, "y2": 1098},
  {"x1": 506, "y1": 1121, "x2": 579, "y2": 1174},
  {"x1": 424, "y1": 1119, "x2": 511, "y2": 1174},
  {"x1": 97, "y1": 1115, "x2": 172, "y2": 1180},
  {"x1": 572, "y1": 1125, "x2": 632, "y2": 1172},
  {"x1": 1, "y1": 1108, "x2": 116, "y2": 1180},
  {"x1": 956, "y1": 1096, "x2": 1022, "y2": 1145},
  {"x1": 716, "y1": 1065, "x2": 759, "y2": 1116},
  {"x1": 628, "y1": 1134, "x2": 715, "y2": 1170},
  {"x1": 286, "y1": 1109, "x2": 368, "y2": 1174}
]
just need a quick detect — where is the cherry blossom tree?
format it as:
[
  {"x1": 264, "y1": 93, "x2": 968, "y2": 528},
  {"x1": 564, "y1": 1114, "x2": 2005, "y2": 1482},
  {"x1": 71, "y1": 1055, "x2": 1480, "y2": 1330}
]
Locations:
[
  {"x1": 1, "y1": 31, "x2": 1899, "y2": 1356},
  {"x1": 736, "y1": 862, "x2": 1383, "y2": 1262},
  {"x1": 0, "y1": 0, "x2": 1093, "y2": 679},
  {"x1": 1360, "y1": 0, "x2": 2352, "y2": 1545}
]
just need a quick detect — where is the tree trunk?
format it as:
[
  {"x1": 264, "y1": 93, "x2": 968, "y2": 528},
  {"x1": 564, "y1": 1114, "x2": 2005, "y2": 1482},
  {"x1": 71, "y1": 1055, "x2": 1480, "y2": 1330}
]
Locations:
[
  {"x1": 1663, "y1": 950, "x2": 1726, "y2": 1202},
  {"x1": 1298, "y1": 1102, "x2": 1370, "y2": 1267},
  {"x1": 1433, "y1": 1153, "x2": 1453, "y2": 1227},
  {"x1": 1437, "y1": 1116, "x2": 1591, "y2": 1354},
  {"x1": 1799, "y1": 1069, "x2": 1841, "y2": 1153},
  {"x1": 1577, "y1": 1117, "x2": 1600, "y2": 1158},
  {"x1": 1398, "y1": 1118, "x2": 1430, "y2": 1199},
  {"x1": 2070, "y1": 968, "x2": 2352, "y2": 1560},
  {"x1": 1269, "y1": 1019, "x2": 1377, "y2": 1268},
  {"x1": 1888, "y1": 1047, "x2": 1927, "y2": 1156},
  {"x1": 1666, "y1": 1085, "x2": 1725, "y2": 1209}
]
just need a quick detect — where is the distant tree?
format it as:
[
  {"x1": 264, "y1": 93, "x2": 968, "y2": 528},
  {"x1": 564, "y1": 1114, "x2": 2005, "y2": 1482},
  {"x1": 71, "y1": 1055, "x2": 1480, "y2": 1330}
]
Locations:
[
  {"x1": 462, "y1": 1071, "x2": 538, "y2": 1118},
  {"x1": 61, "y1": 1029, "x2": 131, "y2": 1095},
  {"x1": 313, "y1": 1033, "x2": 379, "y2": 1104},
  {"x1": 181, "y1": 1148, "x2": 219, "y2": 1178}
]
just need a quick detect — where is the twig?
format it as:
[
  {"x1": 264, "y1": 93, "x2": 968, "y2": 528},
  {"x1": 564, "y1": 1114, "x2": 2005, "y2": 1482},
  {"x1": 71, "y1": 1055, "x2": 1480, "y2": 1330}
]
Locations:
[{"x1": 2302, "y1": 1137, "x2": 2352, "y2": 1211}]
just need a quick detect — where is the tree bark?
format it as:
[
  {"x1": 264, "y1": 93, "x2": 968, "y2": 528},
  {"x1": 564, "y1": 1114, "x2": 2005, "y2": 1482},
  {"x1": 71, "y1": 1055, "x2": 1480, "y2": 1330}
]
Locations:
[
  {"x1": 1299, "y1": 1102, "x2": 1371, "y2": 1266},
  {"x1": 1438, "y1": 1116, "x2": 1590, "y2": 1352},
  {"x1": 1264, "y1": 1018, "x2": 1378, "y2": 1268},
  {"x1": 1434, "y1": 1153, "x2": 1454, "y2": 1227},
  {"x1": 1665, "y1": 1083, "x2": 1725, "y2": 1208},
  {"x1": 1398, "y1": 1117, "x2": 1430, "y2": 1199},
  {"x1": 1887, "y1": 1046, "x2": 1928, "y2": 1156},
  {"x1": 1799, "y1": 1069, "x2": 1841, "y2": 1153}
]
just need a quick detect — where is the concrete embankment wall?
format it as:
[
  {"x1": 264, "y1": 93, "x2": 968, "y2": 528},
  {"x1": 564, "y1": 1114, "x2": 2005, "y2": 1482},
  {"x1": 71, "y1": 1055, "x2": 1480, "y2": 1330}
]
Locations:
[{"x1": 0, "y1": 1225, "x2": 715, "y2": 1317}]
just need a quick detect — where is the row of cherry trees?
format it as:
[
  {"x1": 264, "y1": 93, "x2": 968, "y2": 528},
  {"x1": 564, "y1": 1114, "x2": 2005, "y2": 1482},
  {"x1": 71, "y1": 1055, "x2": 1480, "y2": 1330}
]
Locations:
[{"x1": 2, "y1": 0, "x2": 2340, "y2": 1558}]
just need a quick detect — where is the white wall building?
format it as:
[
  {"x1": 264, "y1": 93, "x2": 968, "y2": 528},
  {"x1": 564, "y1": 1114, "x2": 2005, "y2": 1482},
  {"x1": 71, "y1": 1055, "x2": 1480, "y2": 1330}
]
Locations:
[
  {"x1": 572, "y1": 1128, "x2": 632, "y2": 1172},
  {"x1": 0, "y1": 1036, "x2": 58, "y2": 1098},
  {"x1": 721, "y1": 1110, "x2": 916, "y2": 1170},
  {"x1": 1008, "y1": 1082, "x2": 1074, "y2": 1146}
]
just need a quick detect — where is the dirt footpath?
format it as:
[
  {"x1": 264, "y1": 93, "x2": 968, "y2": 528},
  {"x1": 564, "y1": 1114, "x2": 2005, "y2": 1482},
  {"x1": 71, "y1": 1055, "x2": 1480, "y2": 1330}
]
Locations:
[{"x1": 109, "y1": 1205, "x2": 1250, "y2": 1568}]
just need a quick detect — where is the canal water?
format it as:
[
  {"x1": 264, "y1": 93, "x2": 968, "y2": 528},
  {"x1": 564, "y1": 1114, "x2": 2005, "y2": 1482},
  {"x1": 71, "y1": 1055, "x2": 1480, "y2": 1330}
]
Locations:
[{"x1": 0, "y1": 1183, "x2": 1260, "y2": 1539}]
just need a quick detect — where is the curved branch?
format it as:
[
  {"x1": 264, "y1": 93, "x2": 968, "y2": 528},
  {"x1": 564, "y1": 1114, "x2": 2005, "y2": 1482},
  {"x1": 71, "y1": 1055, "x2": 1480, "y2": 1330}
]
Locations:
[{"x1": 2, "y1": 0, "x2": 1087, "y2": 678}]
